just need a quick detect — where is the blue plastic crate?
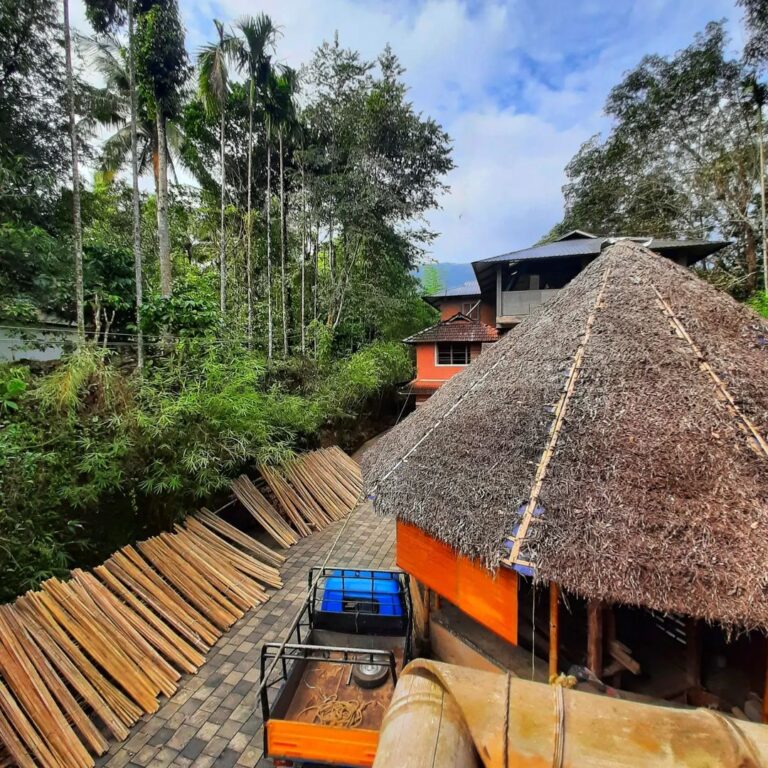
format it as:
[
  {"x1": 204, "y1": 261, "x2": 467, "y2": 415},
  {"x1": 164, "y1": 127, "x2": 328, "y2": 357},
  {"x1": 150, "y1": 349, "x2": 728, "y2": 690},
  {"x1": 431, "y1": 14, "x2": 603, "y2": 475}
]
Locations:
[{"x1": 319, "y1": 569, "x2": 403, "y2": 617}]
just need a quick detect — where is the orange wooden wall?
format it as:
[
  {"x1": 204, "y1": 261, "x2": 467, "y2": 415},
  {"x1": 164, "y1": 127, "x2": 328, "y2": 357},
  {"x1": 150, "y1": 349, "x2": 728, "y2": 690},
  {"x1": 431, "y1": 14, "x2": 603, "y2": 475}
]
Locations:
[
  {"x1": 414, "y1": 342, "x2": 483, "y2": 383},
  {"x1": 396, "y1": 521, "x2": 518, "y2": 645}
]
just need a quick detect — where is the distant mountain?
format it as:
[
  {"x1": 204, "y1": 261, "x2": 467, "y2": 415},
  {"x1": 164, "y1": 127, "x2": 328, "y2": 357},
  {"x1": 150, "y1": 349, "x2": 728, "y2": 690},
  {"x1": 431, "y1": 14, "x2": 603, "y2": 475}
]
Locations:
[{"x1": 414, "y1": 262, "x2": 475, "y2": 291}]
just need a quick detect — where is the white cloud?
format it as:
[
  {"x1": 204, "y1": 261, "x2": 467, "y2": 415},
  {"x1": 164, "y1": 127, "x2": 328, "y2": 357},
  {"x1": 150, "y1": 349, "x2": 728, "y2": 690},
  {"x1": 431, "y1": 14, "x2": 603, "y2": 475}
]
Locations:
[{"x1": 71, "y1": 0, "x2": 745, "y2": 265}]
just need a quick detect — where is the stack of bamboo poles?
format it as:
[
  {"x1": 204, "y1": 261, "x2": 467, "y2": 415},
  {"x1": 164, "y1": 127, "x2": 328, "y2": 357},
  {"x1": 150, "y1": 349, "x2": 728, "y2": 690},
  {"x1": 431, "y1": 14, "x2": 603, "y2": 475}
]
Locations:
[
  {"x1": 257, "y1": 446, "x2": 363, "y2": 538},
  {"x1": 0, "y1": 511, "x2": 282, "y2": 768},
  {"x1": 232, "y1": 476, "x2": 300, "y2": 548},
  {"x1": 0, "y1": 445, "x2": 358, "y2": 768}
]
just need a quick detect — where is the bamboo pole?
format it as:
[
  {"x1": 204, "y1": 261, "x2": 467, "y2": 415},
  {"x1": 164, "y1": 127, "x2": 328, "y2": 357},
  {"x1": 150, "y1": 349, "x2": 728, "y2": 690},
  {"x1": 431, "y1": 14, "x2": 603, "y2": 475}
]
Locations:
[
  {"x1": 549, "y1": 582, "x2": 559, "y2": 680},
  {"x1": 587, "y1": 600, "x2": 603, "y2": 679}
]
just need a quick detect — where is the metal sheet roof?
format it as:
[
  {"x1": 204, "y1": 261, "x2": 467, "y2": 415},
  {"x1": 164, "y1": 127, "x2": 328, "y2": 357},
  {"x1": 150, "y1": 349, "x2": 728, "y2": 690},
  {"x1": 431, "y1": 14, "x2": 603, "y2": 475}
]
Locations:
[
  {"x1": 424, "y1": 279, "x2": 481, "y2": 304},
  {"x1": 471, "y1": 236, "x2": 729, "y2": 294}
]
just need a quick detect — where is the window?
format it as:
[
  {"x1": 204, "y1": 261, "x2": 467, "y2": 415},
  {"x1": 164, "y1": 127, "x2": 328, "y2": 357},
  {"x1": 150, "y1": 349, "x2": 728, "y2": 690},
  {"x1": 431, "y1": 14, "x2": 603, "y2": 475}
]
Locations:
[
  {"x1": 461, "y1": 301, "x2": 480, "y2": 320},
  {"x1": 436, "y1": 343, "x2": 470, "y2": 366}
]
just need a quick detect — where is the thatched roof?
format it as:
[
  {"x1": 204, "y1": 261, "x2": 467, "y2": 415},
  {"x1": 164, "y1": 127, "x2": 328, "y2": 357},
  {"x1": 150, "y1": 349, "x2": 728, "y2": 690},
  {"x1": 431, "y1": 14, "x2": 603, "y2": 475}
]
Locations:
[{"x1": 363, "y1": 242, "x2": 768, "y2": 630}]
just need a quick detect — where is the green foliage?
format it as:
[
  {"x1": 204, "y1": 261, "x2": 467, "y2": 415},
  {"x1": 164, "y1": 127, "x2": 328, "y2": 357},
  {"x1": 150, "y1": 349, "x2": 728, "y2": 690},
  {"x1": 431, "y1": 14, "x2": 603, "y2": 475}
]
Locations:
[
  {"x1": 0, "y1": 367, "x2": 29, "y2": 413},
  {"x1": 747, "y1": 290, "x2": 768, "y2": 317},
  {"x1": 135, "y1": 0, "x2": 189, "y2": 116},
  {"x1": 141, "y1": 272, "x2": 219, "y2": 336},
  {"x1": 420, "y1": 264, "x2": 444, "y2": 296},
  {"x1": 550, "y1": 21, "x2": 762, "y2": 294}
]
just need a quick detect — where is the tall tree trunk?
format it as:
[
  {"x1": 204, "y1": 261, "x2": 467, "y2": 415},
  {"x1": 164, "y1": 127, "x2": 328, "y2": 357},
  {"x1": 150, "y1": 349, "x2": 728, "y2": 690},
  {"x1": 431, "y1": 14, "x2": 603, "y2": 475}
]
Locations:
[
  {"x1": 313, "y1": 221, "x2": 319, "y2": 357},
  {"x1": 155, "y1": 106, "x2": 172, "y2": 297},
  {"x1": 128, "y1": 0, "x2": 143, "y2": 370},
  {"x1": 279, "y1": 129, "x2": 288, "y2": 356},
  {"x1": 266, "y1": 141, "x2": 273, "y2": 358},
  {"x1": 300, "y1": 165, "x2": 306, "y2": 355},
  {"x1": 746, "y1": 223, "x2": 758, "y2": 294},
  {"x1": 219, "y1": 105, "x2": 227, "y2": 315},
  {"x1": 245, "y1": 80, "x2": 254, "y2": 343},
  {"x1": 326, "y1": 216, "x2": 334, "y2": 325},
  {"x1": 759, "y1": 105, "x2": 767, "y2": 293},
  {"x1": 63, "y1": 0, "x2": 84, "y2": 340}
]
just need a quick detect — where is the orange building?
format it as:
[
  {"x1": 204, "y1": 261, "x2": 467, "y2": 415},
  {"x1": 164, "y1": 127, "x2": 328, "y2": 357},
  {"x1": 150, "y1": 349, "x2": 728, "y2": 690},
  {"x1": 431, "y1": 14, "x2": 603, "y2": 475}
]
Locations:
[{"x1": 402, "y1": 312, "x2": 497, "y2": 405}]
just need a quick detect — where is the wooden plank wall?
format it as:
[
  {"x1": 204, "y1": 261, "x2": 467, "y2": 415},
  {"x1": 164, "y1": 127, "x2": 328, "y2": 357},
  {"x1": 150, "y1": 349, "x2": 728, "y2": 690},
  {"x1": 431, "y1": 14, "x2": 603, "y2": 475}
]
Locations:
[{"x1": 0, "y1": 447, "x2": 362, "y2": 768}]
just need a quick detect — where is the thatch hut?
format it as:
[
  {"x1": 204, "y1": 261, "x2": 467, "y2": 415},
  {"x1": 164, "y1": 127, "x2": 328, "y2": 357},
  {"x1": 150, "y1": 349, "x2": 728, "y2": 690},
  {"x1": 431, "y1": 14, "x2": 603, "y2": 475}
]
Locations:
[{"x1": 363, "y1": 241, "x2": 768, "y2": 714}]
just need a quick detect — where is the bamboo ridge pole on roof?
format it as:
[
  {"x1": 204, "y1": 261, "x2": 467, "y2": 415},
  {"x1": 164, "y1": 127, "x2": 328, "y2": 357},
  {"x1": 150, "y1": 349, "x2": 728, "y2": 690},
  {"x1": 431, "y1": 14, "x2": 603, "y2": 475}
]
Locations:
[
  {"x1": 653, "y1": 285, "x2": 768, "y2": 459},
  {"x1": 502, "y1": 267, "x2": 612, "y2": 568}
]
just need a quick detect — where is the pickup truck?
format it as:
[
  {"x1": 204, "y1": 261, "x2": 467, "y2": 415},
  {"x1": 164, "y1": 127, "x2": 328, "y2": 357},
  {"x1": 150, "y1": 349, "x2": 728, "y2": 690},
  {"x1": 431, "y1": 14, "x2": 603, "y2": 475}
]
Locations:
[{"x1": 260, "y1": 567, "x2": 412, "y2": 767}]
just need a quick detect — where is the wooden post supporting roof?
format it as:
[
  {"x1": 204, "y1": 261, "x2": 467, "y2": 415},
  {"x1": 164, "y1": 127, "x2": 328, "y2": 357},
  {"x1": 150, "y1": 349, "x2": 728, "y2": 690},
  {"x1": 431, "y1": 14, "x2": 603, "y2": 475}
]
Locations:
[
  {"x1": 587, "y1": 600, "x2": 603, "y2": 678},
  {"x1": 763, "y1": 637, "x2": 768, "y2": 725},
  {"x1": 549, "y1": 582, "x2": 559, "y2": 680},
  {"x1": 685, "y1": 618, "x2": 701, "y2": 689}
]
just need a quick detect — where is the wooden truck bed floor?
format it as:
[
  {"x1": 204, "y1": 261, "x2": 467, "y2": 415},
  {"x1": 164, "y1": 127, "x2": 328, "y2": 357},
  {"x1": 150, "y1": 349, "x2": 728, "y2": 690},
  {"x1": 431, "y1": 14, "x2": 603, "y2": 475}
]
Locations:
[{"x1": 284, "y1": 648, "x2": 404, "y2": 731}]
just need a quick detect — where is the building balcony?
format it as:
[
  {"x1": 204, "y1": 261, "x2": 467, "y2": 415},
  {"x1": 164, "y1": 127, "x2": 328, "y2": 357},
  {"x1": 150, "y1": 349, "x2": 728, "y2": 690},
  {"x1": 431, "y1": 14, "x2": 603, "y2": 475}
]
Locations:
[{"x1": 497, "y1": 289, "x2": 560, "y2": 326}]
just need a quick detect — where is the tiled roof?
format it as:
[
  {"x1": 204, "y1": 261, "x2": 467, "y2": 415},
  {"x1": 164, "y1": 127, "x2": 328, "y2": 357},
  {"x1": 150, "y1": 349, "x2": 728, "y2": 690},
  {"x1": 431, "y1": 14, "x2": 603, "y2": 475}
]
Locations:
[{"x1": 403, "y1": 313, "x2": 499, "y2": 344}]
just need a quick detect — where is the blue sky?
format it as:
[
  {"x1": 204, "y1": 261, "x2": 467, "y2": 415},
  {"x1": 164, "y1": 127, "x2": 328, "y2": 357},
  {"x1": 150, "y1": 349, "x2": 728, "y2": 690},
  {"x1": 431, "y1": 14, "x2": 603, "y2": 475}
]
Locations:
[{"x1": 72, "y1": 0, "x2": 745, "y2": 264}]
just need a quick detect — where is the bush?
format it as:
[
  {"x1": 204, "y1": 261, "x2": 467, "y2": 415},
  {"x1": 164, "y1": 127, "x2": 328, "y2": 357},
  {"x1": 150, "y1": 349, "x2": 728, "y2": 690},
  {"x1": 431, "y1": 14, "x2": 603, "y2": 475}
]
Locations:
[{"x1": 747, "y1": 291, "x2": 768, "y2": 319}]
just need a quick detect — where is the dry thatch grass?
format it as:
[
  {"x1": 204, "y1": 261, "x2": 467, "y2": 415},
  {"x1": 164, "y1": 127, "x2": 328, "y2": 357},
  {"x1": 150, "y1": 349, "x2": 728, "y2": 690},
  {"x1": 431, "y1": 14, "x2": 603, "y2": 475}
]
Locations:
[{"x1": 363, "y1": 242, "x2": 768, "y2": 630}]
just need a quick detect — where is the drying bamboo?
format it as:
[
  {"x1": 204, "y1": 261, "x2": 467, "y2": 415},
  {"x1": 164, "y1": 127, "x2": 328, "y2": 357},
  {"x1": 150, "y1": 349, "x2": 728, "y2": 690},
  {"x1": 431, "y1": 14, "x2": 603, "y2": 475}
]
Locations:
[
  {"x1": 290, "y1": 458, "x2": 347, "y2": 520},
  {"x1": 197, "y1": 508, "x2": 285, "y2": 567},
  {"x1": 164, "y1": 530, "x2": 267, "y2": 609},
  {"x1": 16, "y1": 593, "x2": 142, "y2": 727},
  {"x1": 70, "y1": 572, "x2": 180, "y2": 696},
  {"x1": 115, "y1": 547, "x2": 219, "y2": 645},
  {"x1": 0, "y1": 606, "x2": 93, "y2": 768},
  {"x1": 101, "y1": 556, "x2": 214, "y2": 651},
  {"x1": 281, "y1": 462, "x2": 334, "y2": 527},
  {"x1": 12, "y1": 605, "x2": 130, "y2": 740},
  {"x1": 2, "y1": 606, "x2": 108, "y2": 757},
  {"x1": 137, "y1": 538, "x2": 240, "y2": 630},
  {"x1": 231, "y1": 475, "x2": 298, "y2": 547},
  {"x1": 312, "y1": 450, "x2": 361, "y2": 507},
  {"x1": 0, "y1": 678, "x2": 62, "y2": 768},
  {"x1": 183, "y1": 518, "x2": 282, "y2": 588},
  {"x1": 38, "y1": 580, "x2": 160, "y2": 713},
  {"x1": 260, "y1": 465, "x2": 314, "y2": 535},
  {"x1": 0, "y1": 696, "x2": 36, "y2": 768},
  {"x1": 94, "y1": 565, "x2": 204, "y2": 672}
]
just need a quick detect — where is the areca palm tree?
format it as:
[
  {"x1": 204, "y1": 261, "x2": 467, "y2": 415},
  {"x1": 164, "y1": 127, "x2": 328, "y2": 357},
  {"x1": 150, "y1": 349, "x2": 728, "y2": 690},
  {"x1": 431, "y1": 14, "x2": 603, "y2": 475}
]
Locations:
[
  {"x1": 63, "y1": 0, "x2": 85, "y2": 339},
  {"x1": 198, "y1": 19, "x2": 237, "y2": 316},
  {"x1": 269, "y1": 66, "x2": 299, "y2": 355},
  {"x1": 232, "y1": 14, "x2": 277, "y2": 345}
]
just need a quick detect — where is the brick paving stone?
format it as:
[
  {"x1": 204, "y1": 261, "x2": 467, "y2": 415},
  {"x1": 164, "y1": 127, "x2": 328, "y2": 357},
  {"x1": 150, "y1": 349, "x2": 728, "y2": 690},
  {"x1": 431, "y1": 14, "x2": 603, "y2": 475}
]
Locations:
[{"x1": 98, "y1": 502, "x2": 394, "y2": 767}]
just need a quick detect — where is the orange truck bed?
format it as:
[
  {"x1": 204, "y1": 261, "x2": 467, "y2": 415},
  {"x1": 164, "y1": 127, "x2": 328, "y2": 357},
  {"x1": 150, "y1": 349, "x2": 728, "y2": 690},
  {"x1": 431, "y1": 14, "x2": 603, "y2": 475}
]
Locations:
[{"x1": 266, "y1": 719, "x2": 379, "y2": 767}]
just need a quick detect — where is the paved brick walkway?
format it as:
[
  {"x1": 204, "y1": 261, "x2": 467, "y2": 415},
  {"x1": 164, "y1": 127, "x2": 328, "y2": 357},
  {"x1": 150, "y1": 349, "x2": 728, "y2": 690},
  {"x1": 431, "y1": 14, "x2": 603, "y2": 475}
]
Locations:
[{"x1": 97, "y1": 501, "x2": 395, "y2": 768}]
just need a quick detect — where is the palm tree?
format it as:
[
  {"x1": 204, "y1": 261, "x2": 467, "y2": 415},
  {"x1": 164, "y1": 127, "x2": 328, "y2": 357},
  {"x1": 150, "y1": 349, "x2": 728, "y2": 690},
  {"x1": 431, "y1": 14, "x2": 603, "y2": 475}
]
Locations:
[
  {"x1": 83, "y1": 0, "x2": 144, "y2": 367},
  {"x1": 198, "y1": 19, "x2": 237, "y2": 316},
  {"x1": 63, "y1": 0, "x2": 85, "y2": 339},
  {"x1": 134, "y1": 0, "x2": 188, "y2": 299},
  {"x1": 270, "y1": 67, "x2": 299, "y2": 355},
  {"x1": 232, "y1": 14, "x2": 277, "y2": 345},
  {"x1": 127, "y1": 0, "x2": 144, "y2": 369},
  {"x1": 83, "y1": 36, "x2": 185, "y2": 192}
]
